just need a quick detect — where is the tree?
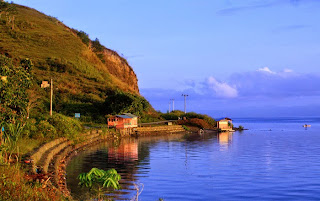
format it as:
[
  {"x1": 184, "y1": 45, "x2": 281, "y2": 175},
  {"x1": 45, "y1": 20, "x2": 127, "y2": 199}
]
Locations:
[
  {"x1": 91, "y1": 38, "x2": 104, "y2": 52},
  {"x1": 104, "y1": 90, "x2": 150, "y2": 116},
  {"x1": 26, "y1": 88, "x2": 41, "y2": 119},
  {"x1": 0, "y1": 56, "x2": 33, "y2": 124}
]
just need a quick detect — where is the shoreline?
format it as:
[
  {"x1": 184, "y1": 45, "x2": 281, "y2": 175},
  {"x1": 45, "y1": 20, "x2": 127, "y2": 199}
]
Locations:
[{"x1": 27, "y1": 126, "x2": 191, "y2": 200}]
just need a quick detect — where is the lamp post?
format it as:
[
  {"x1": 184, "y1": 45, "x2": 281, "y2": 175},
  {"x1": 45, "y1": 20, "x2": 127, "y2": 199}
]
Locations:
[
  {"x1": 50, "y1": 79, "x2": 53, "y2": 116},
  {"x1": 181, "y1": 94, "x2": 188, "y2": 114}
]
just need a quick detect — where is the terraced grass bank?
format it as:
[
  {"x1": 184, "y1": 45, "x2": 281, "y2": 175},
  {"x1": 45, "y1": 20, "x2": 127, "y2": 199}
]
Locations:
[{"x1": 25, "y1": 129, "x2": 108, "y2": 198}]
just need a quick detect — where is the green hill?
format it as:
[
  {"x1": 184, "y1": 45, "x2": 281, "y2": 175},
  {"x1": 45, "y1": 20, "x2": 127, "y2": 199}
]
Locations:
[{"x1": 0, "y1": 2, "x2": 156, "y2": 122}]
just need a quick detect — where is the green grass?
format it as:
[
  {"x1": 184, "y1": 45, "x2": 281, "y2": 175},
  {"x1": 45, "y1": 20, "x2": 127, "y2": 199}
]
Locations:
[
  {"x1": 182, "y1": 125, "x2": 190, "y2": 131},
  {"x1": 16, "y1": 137, "x2": 43, "y2": 155},
  {"x1": 0, "y1": 165, "x2": 69, "y2": 201},
  {"x1": 0, "y1": 3, "x2": 149, "y2": 121},
  {"x1": 0, "y1": 4, "x2": 112, "y2": 93}
]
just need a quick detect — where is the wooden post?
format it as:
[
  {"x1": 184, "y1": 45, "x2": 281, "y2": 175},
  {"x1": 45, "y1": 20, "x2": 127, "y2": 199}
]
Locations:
[{"x1": 50, "y1": 79, "x2": 53, "y2": 116}]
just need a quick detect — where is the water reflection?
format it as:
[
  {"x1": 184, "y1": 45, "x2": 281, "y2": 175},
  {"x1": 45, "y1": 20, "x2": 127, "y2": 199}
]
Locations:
[
  {"x1": 67, "y1": 119, "x2": 320, "y2": 200},
  {"x1": 108, "y1": 141, "x2": 138, "y2": 162},
  {"x1": 67, "y1": 132, "x2": 220, "y2": 200},
  {"x1": 218, "y1": 132, "x2": 233, "y2": 150}
]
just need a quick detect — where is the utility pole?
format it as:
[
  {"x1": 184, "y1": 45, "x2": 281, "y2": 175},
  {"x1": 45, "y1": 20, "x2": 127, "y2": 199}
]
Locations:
[
  {"x1": 182, "y1": 94, "x2": 188, "y2": 114},
  {"x1": 50, "y1": 79, "x2": 53, "y2": 116},
  {"x1": 170, "y1": 99, "x2": 175, "y2": 111}
]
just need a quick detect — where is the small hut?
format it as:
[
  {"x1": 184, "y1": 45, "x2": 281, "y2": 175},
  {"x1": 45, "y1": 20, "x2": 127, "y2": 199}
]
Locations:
[
  {"x1": 217, "y1": 118, "x2": 233, "y2": 131},
  {"x1": 107, "y1": 113, "x2": 138, "y2": 135}
]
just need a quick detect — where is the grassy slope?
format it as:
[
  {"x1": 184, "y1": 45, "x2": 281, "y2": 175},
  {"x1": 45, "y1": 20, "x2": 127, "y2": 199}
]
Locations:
[
  {"x1": 0, "y1": 3, "x2": 160, "y2": 120},
  {"x1": 0, "y1": 4, "x2": 136, "y2": 103}
]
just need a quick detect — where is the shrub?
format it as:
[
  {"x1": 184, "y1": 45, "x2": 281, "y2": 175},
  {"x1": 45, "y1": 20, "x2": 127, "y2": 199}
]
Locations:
[
  {"x1": 48, "y1": 113, "x2": 82, "y2": 139},
  {"x1": 160, "y1": 111, "x2": 216, "y2": 128},
  {"x1": 0, "y1": 165, "x2": 66, "y2": 200},
  {"x1": 46, "y1": 57, "x2": 73, "y2": 73},
  {"x1": 78, "y1": 168, "x2": 121, "y2": 190},
  {"x1": 104, "y1": 90, "x2": 150, "y2": 116},
  {"x1": 140, "y1": 113, "x2": 162, "y2": 123},
  {"x1": 0, "y1": 56, "x2": 33, "y2": 123},
  {"x1": 35, "y1": 120, "x2": 56, "y2": 139},
  {"x1": 182, "y1": 125, "x2": 190, "y2": 131},
  {"x1": 92, "y1": 38, "x2": 104, "y2": 52},
  {"x1": 78, "y1": 168, "x2": 121, "y2": 199},
  {"x1": 178, "y1": 118, "x2": 213, "y2": 129},
  {"x1": 160, "y1": 113, "x2": 179, "y2": 120},
  {"x1": 77, "y1": 30, "x2": 90, "y2": 46},
  {"x1": 22, "y1": 118, "x2": 37, "y2": 138}
]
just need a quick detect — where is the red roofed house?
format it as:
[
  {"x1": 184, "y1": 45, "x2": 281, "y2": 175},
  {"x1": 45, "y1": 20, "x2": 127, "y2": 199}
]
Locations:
[{"x1": 107, "y1": 113, "x2": 138, "y2": 129}]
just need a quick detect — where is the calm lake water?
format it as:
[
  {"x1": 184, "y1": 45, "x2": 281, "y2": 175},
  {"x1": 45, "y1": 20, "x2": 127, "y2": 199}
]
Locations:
[{"x1": 66, "y1": 117, "x2": 320, "y2": 200}]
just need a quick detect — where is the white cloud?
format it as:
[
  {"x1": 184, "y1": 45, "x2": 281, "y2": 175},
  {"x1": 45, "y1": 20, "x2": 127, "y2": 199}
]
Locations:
[
  {"x1": 207, "y1": 77, "x2": 238, "y2": 98},
  {"x1": 230, "y1": 68, "x2": 320, "y2": 97},
  {"x1": 283, "y1": 68, "x2": 293, "y2": 73},
  {"x1": 257, "y1": 67, "x2": 276, "y2": 74}
]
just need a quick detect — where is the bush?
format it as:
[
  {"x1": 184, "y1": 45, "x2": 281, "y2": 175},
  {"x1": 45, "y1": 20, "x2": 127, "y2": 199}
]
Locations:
[
  {"x1": 0, "y1": 165, "x2": 66, "y2": 200},
  {"x1": 0, "y1": 56, "x2": 33, "y2": 123},
  {"x1": 92, "y1": 38, "x2": 104, "y2": 52},
  {"x1": 104, "y1": 90, "x2": 150, "y2": 116},
  {"x1": 77, "y1": 30, "x2": 90, "y2": 46},
  {"x1": 140, "y1": 113, "x2": 162, "y2": 123},
  {"x1": 160, "y1": 113, "x2": 179, "y2": 120},
  {"x1": 160, "y1": 111, "x2": 216, "y2": 128},
  {"x1": 35, "y1": 120, "x2": 57, "y2": 139},
  {"x1": 178, "y1": 118, "x2": 213, "y2": 129},
  {"x1": 48, "y1": 113, "x2": 82, "y2": 139},
  {"x1": 182, "y1": 125, "x2": 190, "y2": 131},
  {"x1": 203, "y1": 115, "x2": 216, "y2": 127},
  {"x1": 22, "y1": 118, "x2": 38, "y2": 138}
]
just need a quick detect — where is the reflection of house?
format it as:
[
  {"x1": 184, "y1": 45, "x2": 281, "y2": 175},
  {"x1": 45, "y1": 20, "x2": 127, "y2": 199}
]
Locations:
[
  {"x1": 217, "y1": 118, "x2": 234, "y2": 131},
  {"x1": 107, "y1": 113, "x2": 138, "y2": 129},
  {"x1": 108, "y1": 142, "x2": 138, "y2": 162},
  {"x1": 219, "y1": 132, "x2": 232, "y2": 145},
  {"x1": 218, "y1": 132, "x2": 233, "y2": 151}
]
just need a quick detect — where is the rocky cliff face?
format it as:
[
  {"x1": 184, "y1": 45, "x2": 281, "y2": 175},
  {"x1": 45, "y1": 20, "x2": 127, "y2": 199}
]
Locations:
[{"x1": 102, "y1": 48, "x2": 139, "y2": 93}]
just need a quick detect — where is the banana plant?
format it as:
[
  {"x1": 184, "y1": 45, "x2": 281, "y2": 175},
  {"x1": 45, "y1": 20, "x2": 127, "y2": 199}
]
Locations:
[{"x1": 78, "y1": 168, "x2": 121, "y2": 190}]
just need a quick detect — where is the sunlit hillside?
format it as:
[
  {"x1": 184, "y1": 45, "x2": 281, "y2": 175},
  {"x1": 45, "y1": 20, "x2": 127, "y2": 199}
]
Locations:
[{"x1": 0, "y1": 2, "x2": 156, "y2": 121}]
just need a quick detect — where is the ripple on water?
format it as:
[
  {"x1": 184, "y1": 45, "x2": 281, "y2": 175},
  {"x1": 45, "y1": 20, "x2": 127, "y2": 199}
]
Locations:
[{"x1": 66, "y1": 121, "x2": 320, "y2": 200}]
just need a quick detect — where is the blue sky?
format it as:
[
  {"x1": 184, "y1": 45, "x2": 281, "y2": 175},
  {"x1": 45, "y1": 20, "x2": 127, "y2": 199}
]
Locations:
[{"x1": 13, "y1": 0, "x2": 320, "y2": 117}]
